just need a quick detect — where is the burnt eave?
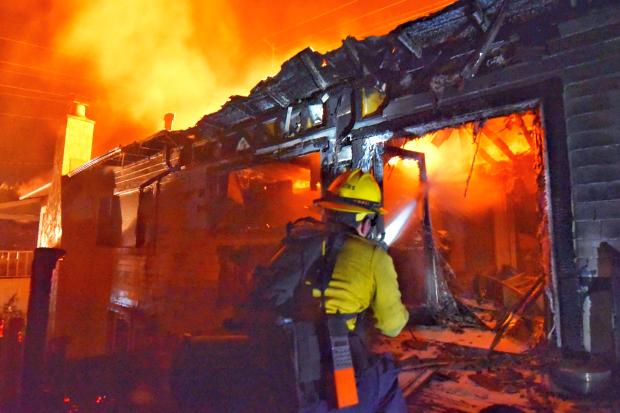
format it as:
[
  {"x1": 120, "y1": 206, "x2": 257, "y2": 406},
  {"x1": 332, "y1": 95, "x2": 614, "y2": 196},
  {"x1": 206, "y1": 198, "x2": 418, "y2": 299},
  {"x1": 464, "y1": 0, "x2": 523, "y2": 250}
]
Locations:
[{"x1": 71, "y1": 0, "x2": 616, "y2": 177}]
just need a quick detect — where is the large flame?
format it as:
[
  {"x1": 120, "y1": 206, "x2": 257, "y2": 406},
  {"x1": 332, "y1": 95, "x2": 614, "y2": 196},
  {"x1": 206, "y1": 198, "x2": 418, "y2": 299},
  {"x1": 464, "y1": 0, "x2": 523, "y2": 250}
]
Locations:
[
  {"x1": 385, "y1": 111, "x2": 543, "y2": 215},
  {"x1": 54, "y1": 0, "x2": 456, "y2": 150},
  {"x1": 0, "y1": 1, "x2": 457, "y2": 189},
  {"x1": 57, "y1": 0, "x2": 276, "y2": 134}
]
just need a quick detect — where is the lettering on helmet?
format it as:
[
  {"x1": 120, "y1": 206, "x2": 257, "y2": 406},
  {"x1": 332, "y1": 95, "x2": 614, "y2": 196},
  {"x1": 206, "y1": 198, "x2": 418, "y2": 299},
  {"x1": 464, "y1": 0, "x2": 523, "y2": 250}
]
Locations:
[{"x1": 342, "y1": 183, "x2": 355, "y2": 190}]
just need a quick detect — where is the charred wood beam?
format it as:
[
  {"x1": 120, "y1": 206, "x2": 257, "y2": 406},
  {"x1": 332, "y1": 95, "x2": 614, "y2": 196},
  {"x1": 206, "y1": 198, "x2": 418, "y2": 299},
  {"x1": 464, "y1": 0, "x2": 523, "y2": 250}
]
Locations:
[
  {"x1": 395, "y1": 150, "x2": 439, "y2": 310},
  {"x1": 299, "y1": 49, "x2": 329, "y2": 90},
  {"x1": 371, "y1": 144, "x2": 385, "y2": 238},
  {"x1": 513, "y1": 114, "x2": 536, "y2": 149},
  {"x1": 430, "y1": 129, "x2": 452, "y2": 147},
  {"x1": 382, "y1": 146, "x2": 459, "y2": 314},
  {"x1": 352, "y1": 138, "x2": 373, "y2": 171},
  {"x1": 283, "y1": 106, "x2": 294, "y2": 135},
  {"x1": 254, "y1": 123, "x2": 334, "y2": 154},
  {"x1": 383, "y1": 145, "x2": 424, "y2": 165},
  {"x1": 229, "y1": 97, "x2": 257, "y2": 119},
  {"x1": 489, "y1": 274, "x2": 545, "y2": 353},
  {"x1": 476, "y1": 272, "x2": 529, "y2": 297},
  {"x1": 397, "y1": 31, "x2": 423, "y2": 59},
  {"x1": 399, "y1": 355, "x2": 489, "y2": 371},
  {"x1": 194, "y1": 95, "x2": 539, "y2": 179},
  {"x1": 401, "y1": 368, "x2": 439, "y2": 398},
  {"x1": 448, "y1": 37, "x2": 514, "y2": 69},
  {"x1": 198, "y1": 117, "x2": 225, "y2": 132},
  {"x1": 119, "y1": 151, "x2": 153, "y2": 166},
  {"x1": 469, "y1": 0, "x2": 491, "y2": 32},
  {"x1": 195, "y1": 97, "x2": 536, "y2": 171},
  {"x1": 343, "y1": 37, "x2": 365, "y2": 76},
  {"x1": 481, "y1": 130, "x2": 518, "y2": 161},
  {"x1": 196, "y1": 119, "x2": 227, "y2": 143},
  {"x1": 138, "y1": 169, "x2": 172, "y2": 192},
  {"x1": 265, "y1": 85, "x2": 290, "y2": 108},
  {"x1": 477, "y1": 147, "x2": 499, "y2": 165},
  {"x1": 138, "y1": 135, "x2": 177, "y2": 152},
  {"x1": 354, "y1": 99, "x2": 539, "y2": 145},
  {"x1": 164, "y1": 145, "x2": 185, "y2": 171},
  {"x1": 400, "y1": 361, "x2": 452, "y2": 371},
  {"x1": 325, "y1": 86, "x2": 355, "y2": 141},
  {"x1": 463, "y1": 123, "x2": 483, "y2": 198},
  {"x1": 461, "y1": 0, "x2": 510, "y2": 80},
  {"x1": 352, "y1": 86, "x2": 365, "y2": 126},
  {"x1": 134, "y1": 145, "x2": 162, "y2": 157}
]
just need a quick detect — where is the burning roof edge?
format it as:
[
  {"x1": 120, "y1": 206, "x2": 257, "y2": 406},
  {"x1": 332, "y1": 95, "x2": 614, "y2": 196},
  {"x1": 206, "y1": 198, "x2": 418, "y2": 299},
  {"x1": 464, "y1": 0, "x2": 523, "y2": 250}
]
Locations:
[
  {"x1": 69, "y1": 0, "x2": 572, "y2": 178},
  {"x1": 195, "y1": 0, "x2": 560, "y2": 131}
]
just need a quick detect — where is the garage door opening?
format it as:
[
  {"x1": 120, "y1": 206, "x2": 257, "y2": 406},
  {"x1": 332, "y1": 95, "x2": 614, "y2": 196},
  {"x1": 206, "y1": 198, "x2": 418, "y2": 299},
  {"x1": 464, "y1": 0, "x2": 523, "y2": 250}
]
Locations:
[{"x1": 383, "y1": 109, "x2": 551, "y2": 348}]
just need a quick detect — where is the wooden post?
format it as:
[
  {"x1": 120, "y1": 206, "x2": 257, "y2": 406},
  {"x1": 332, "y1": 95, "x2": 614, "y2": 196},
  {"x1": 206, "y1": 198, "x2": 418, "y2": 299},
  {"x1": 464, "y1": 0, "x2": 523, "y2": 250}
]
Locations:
[{"x1": 20, "y1": 247, "x2": 65, "y2": 411}]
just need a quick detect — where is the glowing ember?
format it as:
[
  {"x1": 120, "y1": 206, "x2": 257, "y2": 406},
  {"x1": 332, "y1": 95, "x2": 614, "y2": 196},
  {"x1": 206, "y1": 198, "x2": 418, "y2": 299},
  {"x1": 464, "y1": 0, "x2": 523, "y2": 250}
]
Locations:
[{"x1": 292, "y1": 179, "x2": 311, "y2": 193}]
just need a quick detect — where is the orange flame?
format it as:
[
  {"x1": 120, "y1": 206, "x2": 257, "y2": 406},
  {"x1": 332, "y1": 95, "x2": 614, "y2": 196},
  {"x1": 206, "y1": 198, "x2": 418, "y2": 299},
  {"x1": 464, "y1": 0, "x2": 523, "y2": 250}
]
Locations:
[
  {"x1": 386, "y1": 111, "x2": 542, "y2": 214},
  {"x1": 54, "y1": 0, "x2": 456, "y2": 151},
  {"x1": 57, "y1": 1, "x2": 281, "y2": 133}
]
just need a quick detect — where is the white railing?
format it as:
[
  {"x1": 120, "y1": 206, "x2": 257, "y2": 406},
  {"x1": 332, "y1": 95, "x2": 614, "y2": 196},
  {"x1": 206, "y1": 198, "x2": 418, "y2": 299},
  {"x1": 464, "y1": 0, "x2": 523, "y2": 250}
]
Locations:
[{"x1": 0, "y1": 251, "x2": 33, "y2": 278}]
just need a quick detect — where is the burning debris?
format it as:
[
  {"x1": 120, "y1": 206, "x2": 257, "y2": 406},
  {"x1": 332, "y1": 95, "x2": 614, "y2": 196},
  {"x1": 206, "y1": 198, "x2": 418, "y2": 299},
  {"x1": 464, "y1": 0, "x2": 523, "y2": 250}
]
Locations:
[{"x1": 382, "y1": 111, "x2": 549, "y2": 349}]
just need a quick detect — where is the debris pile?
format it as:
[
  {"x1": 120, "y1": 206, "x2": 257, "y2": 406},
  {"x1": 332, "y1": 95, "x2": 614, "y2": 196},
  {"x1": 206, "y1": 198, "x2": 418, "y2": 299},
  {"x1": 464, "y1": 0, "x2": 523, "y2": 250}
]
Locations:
[{"x1": 374, "y1": 324, "x2": 616, "y2": 412}]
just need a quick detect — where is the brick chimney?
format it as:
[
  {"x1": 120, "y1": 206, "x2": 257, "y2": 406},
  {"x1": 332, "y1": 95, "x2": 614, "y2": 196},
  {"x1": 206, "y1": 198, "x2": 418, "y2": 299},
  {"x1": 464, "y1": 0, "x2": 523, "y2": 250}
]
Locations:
[
  {"x1": 59, "y1": 101, "x2": 95, "y2": 176},
  {"x1": 164, "y1": 113, "x2": 175, "y2": 131}
]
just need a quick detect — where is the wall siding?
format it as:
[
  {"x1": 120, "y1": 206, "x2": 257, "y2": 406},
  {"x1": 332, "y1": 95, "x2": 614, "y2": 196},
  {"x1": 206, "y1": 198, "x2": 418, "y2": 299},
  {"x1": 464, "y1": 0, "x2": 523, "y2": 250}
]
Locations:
[{"x1": 563, "y1": 24, "x2": 620, "y2": 269}]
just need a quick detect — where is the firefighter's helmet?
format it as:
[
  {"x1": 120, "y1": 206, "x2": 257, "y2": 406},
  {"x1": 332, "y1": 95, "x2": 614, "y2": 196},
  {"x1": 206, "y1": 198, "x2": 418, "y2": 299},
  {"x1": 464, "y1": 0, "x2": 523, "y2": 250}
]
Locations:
[{"x1": 314, "y1": 169, "x2": 386, "y2": 220}]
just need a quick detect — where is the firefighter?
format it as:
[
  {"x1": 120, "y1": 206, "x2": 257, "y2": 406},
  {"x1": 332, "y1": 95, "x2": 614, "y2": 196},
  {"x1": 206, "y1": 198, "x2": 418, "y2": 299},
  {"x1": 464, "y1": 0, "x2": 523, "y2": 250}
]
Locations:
[{"x1": 248, "y1": 168, "x2": 409, "y2": 413}]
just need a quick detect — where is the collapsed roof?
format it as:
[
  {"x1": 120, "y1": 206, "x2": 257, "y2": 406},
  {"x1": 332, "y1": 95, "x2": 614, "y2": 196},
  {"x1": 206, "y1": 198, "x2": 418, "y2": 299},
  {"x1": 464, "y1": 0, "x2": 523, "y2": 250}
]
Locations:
[
  {"x1": 78, "y1": 0, "x2": 571, "y2": 173},
  {"x1": 196, "y1": 0, "x2": 557, "y2": 133}
]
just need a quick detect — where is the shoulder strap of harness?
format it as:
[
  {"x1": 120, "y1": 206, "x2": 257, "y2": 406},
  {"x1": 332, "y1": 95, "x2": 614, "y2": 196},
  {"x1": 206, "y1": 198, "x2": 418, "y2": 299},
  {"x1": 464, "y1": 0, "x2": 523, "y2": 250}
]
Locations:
[{"x1": 316, "y1": 230, "x2": 347, "y2": 310}]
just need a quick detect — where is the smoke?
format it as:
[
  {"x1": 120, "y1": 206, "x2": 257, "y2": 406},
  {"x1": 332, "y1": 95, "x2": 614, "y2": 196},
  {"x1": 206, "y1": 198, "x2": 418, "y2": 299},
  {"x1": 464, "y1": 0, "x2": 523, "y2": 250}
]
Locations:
[
  {"x1": 1, "y1": 1, "x2": 458, "y2": 186},
  {"x1": 0, "y1": 183, "x2": 19, "y2": 202},
  {"x1": 56, "y1": 0, "x2": 278, "y2": 138},
  {"x1": 54, "y1": 0, "x2": 457, "y2": 152}
]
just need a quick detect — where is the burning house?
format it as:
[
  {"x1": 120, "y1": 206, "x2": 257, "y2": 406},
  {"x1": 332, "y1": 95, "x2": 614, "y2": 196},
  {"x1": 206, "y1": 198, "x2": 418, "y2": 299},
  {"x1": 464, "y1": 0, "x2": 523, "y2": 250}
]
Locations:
[{"x1": 15, "y1": 0, "x2": 620, "y2": 410}]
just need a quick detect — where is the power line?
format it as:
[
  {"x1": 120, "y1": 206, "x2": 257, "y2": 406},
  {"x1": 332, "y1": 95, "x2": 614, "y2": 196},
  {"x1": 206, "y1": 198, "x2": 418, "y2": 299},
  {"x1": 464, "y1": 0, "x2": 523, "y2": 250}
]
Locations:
[
  {"x1": 0, "y1": 160, "x2": 53, "y2": 166},
  {"x1": 357, "y1": 0, "x2": 463, "y2": 41},
  {"x1": 353, "y1": 0, "x2": 454, "y2": 38},
  {"x1": 304, "y1": 0, "x2": 415, "y2": 40},
  {"x1": 0, "y1": 67, "x2": 86, "y2": 86},
  {"x1": 0, "y1": 60, "x2": 76, "y2": 79},
  {"x1": 275, "y1": 0, "x2": 410, "y2": 51},
  {"x1": 334, "y1": 0, "x2": 410, "y2": 25},
  {"x1": 0, "y1": 83, "x2": 70, "y2": 98},
  {"x1": 0, "y1": 112, "x2": 60, "y2": 121},
  {"x1": 278, "y1": 0, "x2": 453, "y2": 53},
  {"x1": 0, "y1": 91, "x2": 70, "y2": 104},
  {"x1": 0, "y1": 36, "x2": 51, "y2": 51},
  {"x1": 264, "y1": 0, "x2": 361, "y2": 40}
]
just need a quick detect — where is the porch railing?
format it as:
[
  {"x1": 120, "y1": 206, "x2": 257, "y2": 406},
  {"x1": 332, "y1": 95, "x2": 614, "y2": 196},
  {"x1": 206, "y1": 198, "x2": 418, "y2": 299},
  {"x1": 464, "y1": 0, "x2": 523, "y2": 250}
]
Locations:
[{"x1": 0, "y1": 250, "x2": 33, "y2": 278}]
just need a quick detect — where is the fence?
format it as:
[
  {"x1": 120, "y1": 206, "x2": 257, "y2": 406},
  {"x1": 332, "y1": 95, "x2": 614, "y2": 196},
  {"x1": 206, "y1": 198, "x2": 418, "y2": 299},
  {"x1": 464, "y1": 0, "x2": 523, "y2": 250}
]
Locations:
[{"x1": 0, "y1": 251, "x2": 33, "y2": 278}]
